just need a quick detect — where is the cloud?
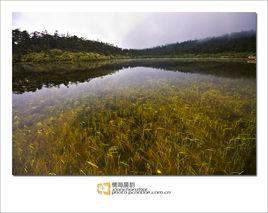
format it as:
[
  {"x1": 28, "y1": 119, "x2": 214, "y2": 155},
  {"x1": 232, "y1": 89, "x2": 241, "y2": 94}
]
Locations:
[{"x1": 12, "y1": 12, "x2": 256, "y2": 49}]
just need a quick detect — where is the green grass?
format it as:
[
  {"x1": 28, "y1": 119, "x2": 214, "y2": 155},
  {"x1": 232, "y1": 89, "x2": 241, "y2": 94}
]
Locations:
[
  {"x1": 13, "y1": 50, "x2": 256, "y2": 63},
  {"x1": 12, "y1": 71, "x2": 256, "y2": 175},
  {"x1": 13, "y1": 49, "x2": 111, "y2": 63}
]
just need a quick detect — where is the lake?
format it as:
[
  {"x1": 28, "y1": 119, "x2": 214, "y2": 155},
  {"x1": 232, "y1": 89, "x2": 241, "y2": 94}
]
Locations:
[{"x1": 12, "y1": 59, "x2": 256, "y2": 175}]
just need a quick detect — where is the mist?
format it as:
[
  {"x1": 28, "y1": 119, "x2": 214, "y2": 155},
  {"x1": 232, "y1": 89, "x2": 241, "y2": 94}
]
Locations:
[{"x1": 12, "y1": 12, "x2": 256, "y2": 49}]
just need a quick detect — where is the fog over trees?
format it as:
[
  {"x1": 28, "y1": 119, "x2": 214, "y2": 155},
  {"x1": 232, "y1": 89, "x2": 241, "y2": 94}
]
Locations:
[{"x1": 13, "y1": 29, "x2": 256, "y2": 57}]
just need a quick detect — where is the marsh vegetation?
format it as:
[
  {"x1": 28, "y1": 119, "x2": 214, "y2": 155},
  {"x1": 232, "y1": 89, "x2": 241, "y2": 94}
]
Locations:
[{"x1": 12, "y1": 59, "x2": 256, "y2": 175}]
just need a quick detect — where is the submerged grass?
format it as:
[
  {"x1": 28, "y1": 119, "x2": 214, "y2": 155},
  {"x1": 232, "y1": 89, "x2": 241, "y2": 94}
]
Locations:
[{"x1": 12, "y1": 71, "x2": 256, "y2": 175}]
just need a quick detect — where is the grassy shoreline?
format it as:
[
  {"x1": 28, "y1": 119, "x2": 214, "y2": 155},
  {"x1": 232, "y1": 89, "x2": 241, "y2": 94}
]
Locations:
[{"x1": 13, "y1": 49, "x2": 256, "y2": 63}]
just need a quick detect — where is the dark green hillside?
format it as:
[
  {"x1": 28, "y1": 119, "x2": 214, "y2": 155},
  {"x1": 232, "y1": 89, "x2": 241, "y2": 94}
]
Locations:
[
  {"x1": 12, "y1": 29, "x2": 123, "y2": 56},
  {"x1": 12, "y1": 29, "x2": 256, "y2": 62},
  {"x1": 135, "y1": 31, "x2": 256, "y2": 56}
]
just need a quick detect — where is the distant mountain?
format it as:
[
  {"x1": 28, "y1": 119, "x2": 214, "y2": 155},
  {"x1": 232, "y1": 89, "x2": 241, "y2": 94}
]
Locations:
[
  {"x1": 13, "y1": 29, "x2": 256, "y2": 58},
  {"x1": 132, "y1": 31, "x2": 256, "y2": 56}
]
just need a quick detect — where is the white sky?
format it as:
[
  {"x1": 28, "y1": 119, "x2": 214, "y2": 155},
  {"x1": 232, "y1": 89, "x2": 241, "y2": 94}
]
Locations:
[{"x1": 12, "y1": 12, "x2": 256, "y2": 49}]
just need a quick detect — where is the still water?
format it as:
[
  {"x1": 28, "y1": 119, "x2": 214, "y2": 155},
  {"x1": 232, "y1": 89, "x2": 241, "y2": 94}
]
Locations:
[{"x1": 12, "y1": 59, "x2": 256, "y2": 175}]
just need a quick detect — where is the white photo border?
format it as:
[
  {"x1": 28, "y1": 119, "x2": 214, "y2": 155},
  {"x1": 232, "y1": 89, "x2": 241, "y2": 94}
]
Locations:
[{"x1": 1, "y1": 1, "x2": 267, "y2": 212}]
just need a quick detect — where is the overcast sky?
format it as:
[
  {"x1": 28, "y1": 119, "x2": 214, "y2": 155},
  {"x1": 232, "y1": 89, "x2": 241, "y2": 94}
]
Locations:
[{"x1": 12, "y1": 12, "x2": 256, "y2": 49}]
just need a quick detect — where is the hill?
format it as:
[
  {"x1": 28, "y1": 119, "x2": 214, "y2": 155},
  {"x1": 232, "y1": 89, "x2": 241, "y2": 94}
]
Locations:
[
  {"x1": 133, "y1": 31, "x2": 256, "y2": 56},
  {"x1": 12, "y1": 29, "x2": 256, "y2": 62}
]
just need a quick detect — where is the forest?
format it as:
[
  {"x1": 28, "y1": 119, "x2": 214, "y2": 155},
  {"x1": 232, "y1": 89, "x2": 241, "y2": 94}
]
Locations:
[{"x1": 12, "y1": 29, "x2": 256, "y2": 62}]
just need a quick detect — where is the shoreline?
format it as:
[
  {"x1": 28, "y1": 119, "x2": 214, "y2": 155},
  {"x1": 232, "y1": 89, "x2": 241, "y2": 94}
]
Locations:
[{"x1": 13, "y1": 55, "x2": 256, "y2": 65}]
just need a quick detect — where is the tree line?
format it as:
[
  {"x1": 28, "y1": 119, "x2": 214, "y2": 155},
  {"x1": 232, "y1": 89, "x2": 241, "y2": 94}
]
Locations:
[
  {"x1": 12, "y1": 29, "x2": 123, "y2": 55},
  {"x1": 13, "y1": 29, "x2": 256, "y2": 57},
  {"x1": 136, "y1": 31, "x2": 256, "y2": 56}
]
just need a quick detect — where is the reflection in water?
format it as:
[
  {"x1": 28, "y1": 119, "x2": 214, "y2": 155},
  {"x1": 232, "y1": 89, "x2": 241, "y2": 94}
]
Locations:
[
  {"x1": 13, "y1": 66, "x2": 202, "y2": 119},
  {"x1": 12, "y1": 59, "x2": 256, "y2": 175},
  {"x1": 13, "y1": 59, "x2": 256, "y2": 94}
]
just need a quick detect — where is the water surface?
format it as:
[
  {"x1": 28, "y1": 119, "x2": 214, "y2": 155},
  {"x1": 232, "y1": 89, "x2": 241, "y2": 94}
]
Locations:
[{"x1": 12, "y1": 59, "x2": 256, "y2": 175}]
